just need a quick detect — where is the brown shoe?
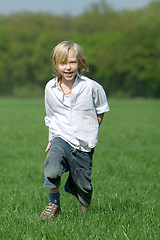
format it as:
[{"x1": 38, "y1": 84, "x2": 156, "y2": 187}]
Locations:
[{"x1": 40, "y1": 202, "x2": 61, "y2": 220}]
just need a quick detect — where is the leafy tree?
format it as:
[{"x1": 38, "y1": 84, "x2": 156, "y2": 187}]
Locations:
[
  {"x1": 0, "y1": 1, "x2": 160, "y2": 98},
  {"x1": 0, "y1": 19, "x2": 9, "y2": 93}
]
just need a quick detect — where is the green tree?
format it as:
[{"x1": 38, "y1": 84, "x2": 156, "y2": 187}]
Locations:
[
  {"x1": 0, "y1": 1, "x2": 160, "y2": 98},
  {"x1": 0, "y1": 19, "x2": 9, "y2": 94}
]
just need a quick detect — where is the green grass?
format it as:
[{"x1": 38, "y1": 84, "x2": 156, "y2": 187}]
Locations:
[{"x1": 0, "y1": 99, "x2": 159, "y2": 240}]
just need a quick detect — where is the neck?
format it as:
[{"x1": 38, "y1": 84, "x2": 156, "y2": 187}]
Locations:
[
  {"x1": 59, "y1": 76, "x2": 76, "y2": 89},
  {"x1": 58, "y1": 76, "x2": 76, "y2": 96}
]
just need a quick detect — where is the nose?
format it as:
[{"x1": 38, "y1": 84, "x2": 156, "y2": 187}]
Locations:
[{"x1": 66, "y1": 63, "x2": 71, "y2": 69}]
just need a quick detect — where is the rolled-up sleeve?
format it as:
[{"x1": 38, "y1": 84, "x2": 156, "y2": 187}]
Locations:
[
  {"x1": 44, "y1": 86, "x2": 52, "y2": 127},
  {"x1": 93, "y1": 82, "x2": 110, "y2": 114}
]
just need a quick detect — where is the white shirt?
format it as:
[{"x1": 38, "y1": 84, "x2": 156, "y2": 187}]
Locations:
[
  {"x1": 45, "y1": 73, "x2": 110, "y2": 152},
  {"x1": 63, "y1": 94, "x2": 71, "y2": 106}
]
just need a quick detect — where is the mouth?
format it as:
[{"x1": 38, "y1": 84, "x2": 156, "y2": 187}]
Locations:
[{"x1": 64, "y1": 72, "x2": 73, "y2": 77}]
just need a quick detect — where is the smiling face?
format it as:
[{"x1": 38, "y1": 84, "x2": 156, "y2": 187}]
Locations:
[
  {"x1": 58, "y1": 48, "x2": 78, "y2": 84},
  {"x1": 51, "y1": 41, "x2": 89, "y2": 84}
]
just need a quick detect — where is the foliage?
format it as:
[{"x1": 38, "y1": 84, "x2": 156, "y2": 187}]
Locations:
[
  {"x1": 0, "y1": 1, "x2": 160, "y2": 98},
  {"x1": 0, "y1": 99, "x2": 159, "y2": 239}
]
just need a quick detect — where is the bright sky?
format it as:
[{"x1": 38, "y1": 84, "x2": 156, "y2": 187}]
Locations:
[{"x1": 0, "y1": 0, "x2": 153, "y2": 16}]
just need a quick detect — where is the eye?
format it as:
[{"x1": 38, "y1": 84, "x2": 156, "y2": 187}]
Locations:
[{"x1": 70, "y1": 61, "x2": 77, "y2": 64}]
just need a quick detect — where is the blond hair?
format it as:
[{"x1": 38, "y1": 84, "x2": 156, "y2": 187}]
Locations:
[{"x1": 51, "y1": 41, "x2": 89, "y2": 76}]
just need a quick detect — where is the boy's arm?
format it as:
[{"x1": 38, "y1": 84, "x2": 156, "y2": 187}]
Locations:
[
  {"x1": 45, "y1": 128, "x2": 51, "y2": 152},
  {"x1": 97, "y1": 113, "x2": 104, "y2": 126}
]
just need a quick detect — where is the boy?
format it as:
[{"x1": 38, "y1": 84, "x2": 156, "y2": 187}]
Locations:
[{"x1": 40, "y1": 41, "x2": 110, "y2": 220}]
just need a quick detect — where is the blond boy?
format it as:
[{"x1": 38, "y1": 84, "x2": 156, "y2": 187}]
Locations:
[{"x1": 40, "y1": 41, "x2": 110, "y2": 220}]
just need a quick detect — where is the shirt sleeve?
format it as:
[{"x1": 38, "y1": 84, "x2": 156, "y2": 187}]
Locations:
[
  {"x1": 44, "y1": 85, "x2": 52, "y2": 127},
  {"x1": 93, "y1": 82, "x2": 110, "y2": 114}
]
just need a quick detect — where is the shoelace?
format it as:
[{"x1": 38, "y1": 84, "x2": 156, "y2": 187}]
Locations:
[{"x1": 43, "y1": 203, "x2": 57, "y2": 215}]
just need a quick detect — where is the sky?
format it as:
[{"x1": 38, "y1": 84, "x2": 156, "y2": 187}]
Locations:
[{"x1": 0, "y1": 0, "x2": 154, "y2": 16}]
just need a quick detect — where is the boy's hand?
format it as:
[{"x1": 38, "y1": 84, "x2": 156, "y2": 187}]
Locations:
[
  {"x1": 97, "y1": 113, "x2": 104, "y2": 126},
  {"x1": 45, "y1": 141, "x2": 51, "y2": 152}
]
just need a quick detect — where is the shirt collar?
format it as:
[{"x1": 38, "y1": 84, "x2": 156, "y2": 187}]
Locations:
[{"x1": 51, "y1": 72, "x2": 85, "y2": 88}]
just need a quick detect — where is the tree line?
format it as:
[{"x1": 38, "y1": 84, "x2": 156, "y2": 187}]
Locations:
[{"x1": 0, "y1": 0, "x2": 160, "y2": 98}]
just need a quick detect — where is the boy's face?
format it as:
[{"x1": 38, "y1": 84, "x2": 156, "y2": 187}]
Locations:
[{"x1": 58, "y1": 48, "x2": 78, "y2": 83}]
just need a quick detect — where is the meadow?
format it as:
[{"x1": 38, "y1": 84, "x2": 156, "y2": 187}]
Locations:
[{"x1": 0, "y1": 99, "x2": 159, "y2": 240}]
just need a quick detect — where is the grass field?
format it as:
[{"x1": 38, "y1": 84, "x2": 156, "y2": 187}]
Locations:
[{"x1": 0, "y1": 99, "x2": 159, "y2": 240}]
